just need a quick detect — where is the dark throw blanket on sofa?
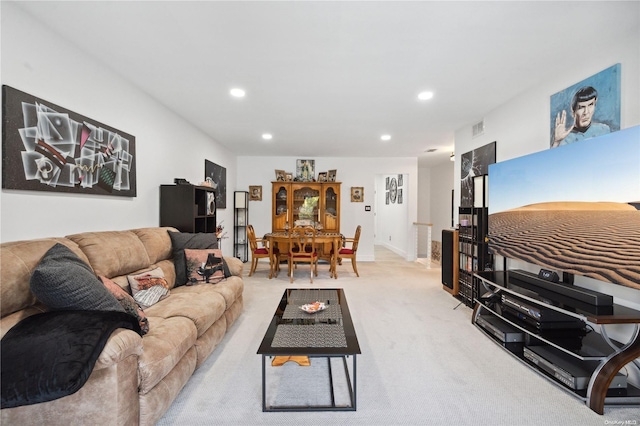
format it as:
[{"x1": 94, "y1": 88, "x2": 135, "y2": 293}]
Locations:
[{"x1": 1, "y1": 310, "x2": 140, "y2": 408}]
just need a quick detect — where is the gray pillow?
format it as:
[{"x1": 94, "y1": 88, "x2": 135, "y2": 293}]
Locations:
[
  {"x1": 169, "y1": 231, "x2": 218, "y2": 286},
  {"x1": 30, "y1": 243, "x2": 124, "y2": 312}
]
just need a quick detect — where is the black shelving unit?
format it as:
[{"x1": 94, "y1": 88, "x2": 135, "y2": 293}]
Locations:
[
  {"x1": 160, "y1": 184, "x2": 217, "y2": 234},
  {"x1": 457, "y1": 174, "x2": 492, "y2": 307},
  {"x1": 234, "y1": 191, "x2": 249, "y2": 262}
]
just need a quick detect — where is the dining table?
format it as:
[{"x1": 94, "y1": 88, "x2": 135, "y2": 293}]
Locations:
[{"x1": 264, "y1": 231, "x2": 344, "y2": 280}]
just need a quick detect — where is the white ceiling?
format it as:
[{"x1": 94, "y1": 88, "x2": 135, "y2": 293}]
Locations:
[{"x1": 12, "y1": 1, "x2": 640, "y2": 167}]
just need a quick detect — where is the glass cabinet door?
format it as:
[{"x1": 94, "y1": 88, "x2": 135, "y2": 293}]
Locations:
[
  {"x1": 272, "y1": 183, "x2": 290, "y2": 231},
  {"x1": 292, "y1": 184, "x2": 320, "y2": 227},
  {"x1": 322, "y1": 184, "x2": 340, "y2": 233}
]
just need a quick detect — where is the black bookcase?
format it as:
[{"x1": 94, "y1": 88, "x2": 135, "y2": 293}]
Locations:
[
  {"x1": 234, "y1": 191, "x2": 249, "y2": 262},
  {"x1": 457, "y1": 174, "x2": 492, "y2": 307},
  {"x1": 160, "y1": 184, "x2": 217, "y2": 234}
]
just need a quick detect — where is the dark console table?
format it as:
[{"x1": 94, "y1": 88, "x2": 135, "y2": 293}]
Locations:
[{"x1": 473, "y1": 270, "x2": 640, "y2": 414}]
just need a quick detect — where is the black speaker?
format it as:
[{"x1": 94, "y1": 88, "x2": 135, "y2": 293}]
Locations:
[{"x1": 442, "y1": 230, "x2": 455, "y2": 290}]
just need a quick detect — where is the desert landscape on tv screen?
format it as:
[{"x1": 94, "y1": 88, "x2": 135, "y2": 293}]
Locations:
[{"x1": 488, "y1": 126, "x2": 640, "y2": 290}]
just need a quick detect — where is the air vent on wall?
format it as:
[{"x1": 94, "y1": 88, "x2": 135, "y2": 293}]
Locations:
[{"x1": 472, "y1": 120, "x2": 485, "y2": 138}]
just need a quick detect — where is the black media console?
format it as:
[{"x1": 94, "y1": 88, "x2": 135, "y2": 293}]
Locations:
[{"x1": 472, "y1": 270, "x2": 640, "y2": 415}]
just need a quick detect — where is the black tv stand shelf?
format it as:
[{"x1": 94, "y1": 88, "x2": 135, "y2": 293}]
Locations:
[{"x1": 473, "y1": 270, "x2": 640, "y2": 414}]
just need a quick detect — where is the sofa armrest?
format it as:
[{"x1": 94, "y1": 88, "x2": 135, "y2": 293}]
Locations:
[
  {"x1": 94, "y1": 328, "x2": 143, "y2": 370},
  {"x1": 224, "y1": 256, "x2": 244, "y2": 277}
]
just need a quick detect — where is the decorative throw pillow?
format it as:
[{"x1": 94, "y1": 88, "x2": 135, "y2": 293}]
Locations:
[
  {"x1": 29, "y1": 243, "x2": 124, "y2": 313},
  {"x1": 184, "y1": 249, "x2": 230, "y2": 284},
  {"x1": 168, "y1": 231, "x2": 218, "y2": 286},
  {"x1": 100, "y1": 276, "x2": 149, "y2": 335},
  {"x1": 127, "y1": 267, "x2": 170, "y2": 309}
]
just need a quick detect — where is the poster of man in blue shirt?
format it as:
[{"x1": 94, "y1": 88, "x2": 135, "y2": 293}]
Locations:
[{"x1": 550, "y1": 64, "x2": 620, "y2": 148}]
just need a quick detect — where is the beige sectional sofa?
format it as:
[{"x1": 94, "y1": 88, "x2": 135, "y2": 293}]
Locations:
[{"x1": 0, "y1": 227, "x2": 244, "y2": 426}]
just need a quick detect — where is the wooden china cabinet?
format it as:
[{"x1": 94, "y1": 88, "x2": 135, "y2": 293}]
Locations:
[{"x1": 271, "y1": 182, "x2": 341, "y2": 233}]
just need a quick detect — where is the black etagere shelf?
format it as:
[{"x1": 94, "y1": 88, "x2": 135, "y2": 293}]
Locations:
[
  {"x1": 457, "y1": 174, "x2": 492, "y2": 308},
  {"x1": 234, "y1": 191, "x2": 249, "y2": 262}
]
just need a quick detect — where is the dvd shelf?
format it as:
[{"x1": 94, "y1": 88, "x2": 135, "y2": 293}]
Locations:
[{"x1": 457, "y1": 175, "x2": 492, "y2": 307}]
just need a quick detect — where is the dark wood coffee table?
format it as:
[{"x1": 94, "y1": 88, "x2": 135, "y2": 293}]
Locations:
[{"x1": 257, "y1": 288, "x2": 361, "y2": 411}]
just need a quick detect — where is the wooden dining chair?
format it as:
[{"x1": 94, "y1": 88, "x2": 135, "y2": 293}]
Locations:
[
  {"x1": 337, "y1": 225, "x2": 361, "y2": 277},
  {"x1": 287, "y1": 225, "x2": 318, "y2": 283},
  {"x1": 247, "y1": 225, "x2": 278, "y2": 276}
]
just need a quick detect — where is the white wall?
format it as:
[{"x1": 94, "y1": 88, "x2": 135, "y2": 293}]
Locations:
[
  {"x1": 452, "y1": 27, "x2": 640, "y2": 310},
  {"x1": 0, "y1": 4, "x2": 237, "y2": 255},
  {"x1": 237, "y1": 156, "x2": 418, "y2": 261},
  {"x1": 428, "y1": 160, "x2": 455, "y2": 244}
]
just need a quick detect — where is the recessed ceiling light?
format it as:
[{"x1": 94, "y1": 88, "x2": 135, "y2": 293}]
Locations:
[
  {"x1": 380, "y1": 134, "x2": 391, "y2": 141},
  {"x1": 417, "y1": 91, "x2": 434, "y2": 101},
  {"x1": 262, "y1": 133, "x2": 273, "y2": 140},
  {"x1": 230, "y1": 88, "x2": 246, "y2": 98}
]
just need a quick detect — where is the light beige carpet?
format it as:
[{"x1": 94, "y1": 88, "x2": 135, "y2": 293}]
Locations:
[{"x1": 157, "y1": 246, "x2": 640, "y2": 425}]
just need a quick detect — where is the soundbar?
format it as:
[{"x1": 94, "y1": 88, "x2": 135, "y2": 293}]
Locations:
[
  {"x1": 524, "y1": 345, "x2": 627, "y2": 391},
  {"x1": 509, "y1": 270, "x2": 613, "y2": 306}
]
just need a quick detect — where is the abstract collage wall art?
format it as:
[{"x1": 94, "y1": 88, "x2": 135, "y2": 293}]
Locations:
[{"x1": 2, "y1": 86, "x2": 136, "y2": 197}]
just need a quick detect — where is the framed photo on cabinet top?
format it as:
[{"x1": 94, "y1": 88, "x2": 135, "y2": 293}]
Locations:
[
  {"x1": 317, "y1": 172, "x2": 327, "y2": 182},
  {"x1": 275, "y1": 169, "x2": 286, "y2": 181},
  {"x1": 328, "y1": 169, "x2": 337, "y2": 182}
]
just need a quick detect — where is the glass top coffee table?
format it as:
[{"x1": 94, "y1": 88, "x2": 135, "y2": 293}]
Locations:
[{"x1": 257, "y1": 288, "x2": 361, "y2": 411}]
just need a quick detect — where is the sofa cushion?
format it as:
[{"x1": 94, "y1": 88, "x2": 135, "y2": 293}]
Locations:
[
  {"x1": 100, "y1": 276, "x2": 149, "y2": 335},
  {"x1": 1, "y1": 239, "x2": 86, "y2": 317},
  {"x1": 132, "y1": 227, "x2": 176, "y2": 265},
  {"x1": 207, "y1": 276, "x2": 244, "y2": 310},
  {"x1": 169, "y1": 232, "x2": 218, "y2": 286},
  {"x1": 137, "y1": 316, "x2": 197, "y2": 394},
  {"x1": 29, "y1": 243, "x2": 124, "y2": 313},
  {"x1": 146, "y1": 286, "x2": 227, "y2": 336},
  {"x1": 127, "y1": 267, "x2": 170, "y2": 309},
  {"x1": 66, "y1": 230, "x2": 151, "y2": 279}
]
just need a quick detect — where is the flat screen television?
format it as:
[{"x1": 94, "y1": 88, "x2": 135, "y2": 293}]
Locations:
[{"x1": 488, "y1": 125, "x2": 640, "y2": 291}]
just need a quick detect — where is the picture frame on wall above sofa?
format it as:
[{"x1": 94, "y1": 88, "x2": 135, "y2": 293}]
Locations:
[
  {"x1": 1, "y1": 85, "x2": 137, "y2": 197},
  {"x1": 205, "y1": 160, "x2": 226, "y2": 208}
]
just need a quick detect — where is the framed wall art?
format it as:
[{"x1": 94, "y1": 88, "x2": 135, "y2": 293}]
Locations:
[
  {"x1": 205, "y1": 160, "x2": 226, "y2": 208},
  {"x1": 1, "y1": 85, "x2": 137, "y2": 197},
  {"x1": 296, "y1": 159, "x2": 315, "y2": 181},
  {"x1": 249, "y1": 185, "x2": 262, "y2": 201},
  {"x1": 351, "y1": 187, "x2": 364, "y2": 202},
  {"x1": 460, "y1": 141, "x2": 496, "y2": 207},
  {"x1": 550, "y1": 63, "x2": 620, "y2": 148}
]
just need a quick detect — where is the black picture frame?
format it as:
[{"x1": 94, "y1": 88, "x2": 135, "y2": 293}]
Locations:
[{"x1": 1, "y1": 85, "x2": 137, "y2": 197}]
